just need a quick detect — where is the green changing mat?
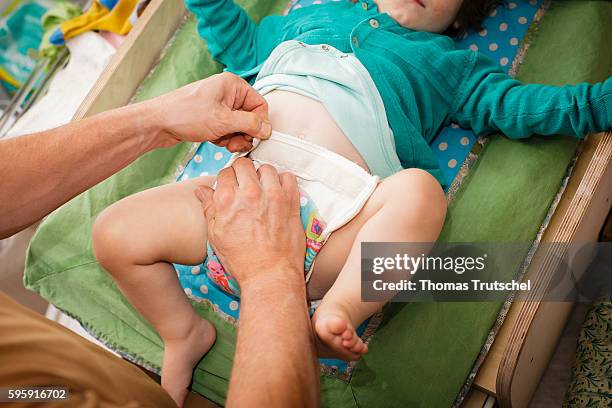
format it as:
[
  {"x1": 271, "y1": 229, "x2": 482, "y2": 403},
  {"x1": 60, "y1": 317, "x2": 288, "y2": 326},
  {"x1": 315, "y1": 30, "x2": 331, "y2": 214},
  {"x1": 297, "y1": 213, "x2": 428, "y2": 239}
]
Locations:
[{"x1": 24, "y1": 1, "x2": 612, "y2": 406}]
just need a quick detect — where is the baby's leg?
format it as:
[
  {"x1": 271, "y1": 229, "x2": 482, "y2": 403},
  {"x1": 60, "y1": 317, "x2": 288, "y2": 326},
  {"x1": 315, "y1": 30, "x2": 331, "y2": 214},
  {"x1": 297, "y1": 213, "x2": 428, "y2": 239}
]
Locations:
[
  {"x1": 310, "y1": 169, "x2": 447, "y2": 361},
  {"x1": 92, "y1": 175, "x2": 216, "y2": 407}
]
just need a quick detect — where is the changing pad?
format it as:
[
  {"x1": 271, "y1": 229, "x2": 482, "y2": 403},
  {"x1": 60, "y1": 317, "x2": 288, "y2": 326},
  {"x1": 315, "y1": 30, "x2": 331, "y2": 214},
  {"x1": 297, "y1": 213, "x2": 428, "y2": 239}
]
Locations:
[
  {"x1": 175, "y1": 0, "x2": 544, "y2": 309},
  {"x1": 173, "y1": 0, "x2": 546, "y2": 376}
]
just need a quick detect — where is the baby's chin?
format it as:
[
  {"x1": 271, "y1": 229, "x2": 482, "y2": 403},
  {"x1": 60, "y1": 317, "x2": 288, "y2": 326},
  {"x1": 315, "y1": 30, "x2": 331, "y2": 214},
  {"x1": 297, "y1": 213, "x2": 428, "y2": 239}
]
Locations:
[
  {"x1": 377, "y1": 2, "x2": 453, "y2": 33},
  {"x1": 393, "y1": 18, "x2": 442, "y2": 33},
  {"x1": 385, "y1": 11, "x2": 441, "y2": 32},
  {"x1": 392, "y1": 15, "x2": 450, "y2": 33}
]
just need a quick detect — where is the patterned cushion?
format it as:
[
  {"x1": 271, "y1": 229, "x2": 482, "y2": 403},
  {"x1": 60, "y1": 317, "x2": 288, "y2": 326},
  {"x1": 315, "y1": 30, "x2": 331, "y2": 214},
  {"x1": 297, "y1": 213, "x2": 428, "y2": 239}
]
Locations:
[{"x1": 564, "y1": 300, "x2": 612, "y2": 407}]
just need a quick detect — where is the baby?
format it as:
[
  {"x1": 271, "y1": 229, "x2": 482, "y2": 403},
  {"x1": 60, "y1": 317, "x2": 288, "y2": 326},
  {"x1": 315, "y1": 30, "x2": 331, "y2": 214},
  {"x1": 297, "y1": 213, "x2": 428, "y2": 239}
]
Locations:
[{"x1": 92, "y1": 0, "x2": 611, "y2": 406}]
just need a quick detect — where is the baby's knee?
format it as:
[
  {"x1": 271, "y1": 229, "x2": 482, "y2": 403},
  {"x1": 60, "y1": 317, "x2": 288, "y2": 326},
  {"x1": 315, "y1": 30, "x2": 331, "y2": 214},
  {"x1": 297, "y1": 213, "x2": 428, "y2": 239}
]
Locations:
[
  {"x1": 92, "y1": 204, "x2": 135, "y2": 272},
  {"x1": 378, "y1": 169, "x2": 447, "y2": 223}
]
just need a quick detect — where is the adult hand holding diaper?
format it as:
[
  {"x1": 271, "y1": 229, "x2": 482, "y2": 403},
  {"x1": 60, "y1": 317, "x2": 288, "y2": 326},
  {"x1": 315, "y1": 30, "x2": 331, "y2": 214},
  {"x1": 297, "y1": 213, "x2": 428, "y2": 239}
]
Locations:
[{"x1": 140, "y1": 72, "x2": 272, "y2": 152}]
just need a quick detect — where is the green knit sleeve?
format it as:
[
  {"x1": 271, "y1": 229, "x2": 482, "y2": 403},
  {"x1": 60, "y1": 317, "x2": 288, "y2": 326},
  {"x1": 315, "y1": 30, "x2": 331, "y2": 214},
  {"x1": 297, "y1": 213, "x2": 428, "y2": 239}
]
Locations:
[
  {"x1": 450, "y1": 52, "x2": 612, "y2": 138},
  {"x1": 184, "y1": 0, "x2": 284, "y2": 74}
]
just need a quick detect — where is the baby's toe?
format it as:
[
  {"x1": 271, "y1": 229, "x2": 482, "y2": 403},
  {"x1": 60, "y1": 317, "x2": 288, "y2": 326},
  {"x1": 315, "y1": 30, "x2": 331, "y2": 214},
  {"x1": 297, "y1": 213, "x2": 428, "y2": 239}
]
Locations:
[
  {"x1": 341, "y1": 327, "x2": 354, "y2": 341},
  {"x1": 350, "y1": 340, "x2": 368, "y2": 355},
  {"x1": 342, "y1": 333, "x2": 359, "y2": 348},
  {"x1": 326, "y1": 316, "x2": 348, "y2": 336}
]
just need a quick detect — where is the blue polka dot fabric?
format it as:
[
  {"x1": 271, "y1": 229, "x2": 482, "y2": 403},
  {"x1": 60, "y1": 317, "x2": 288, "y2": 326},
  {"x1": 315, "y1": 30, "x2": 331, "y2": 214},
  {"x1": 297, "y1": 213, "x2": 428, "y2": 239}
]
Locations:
[
  {"x1": 174, "y1": 0, "x2": 544, "y2": 375},
  {"x1": 436, "y1": 0, "x2": 542, "y2": 185}
]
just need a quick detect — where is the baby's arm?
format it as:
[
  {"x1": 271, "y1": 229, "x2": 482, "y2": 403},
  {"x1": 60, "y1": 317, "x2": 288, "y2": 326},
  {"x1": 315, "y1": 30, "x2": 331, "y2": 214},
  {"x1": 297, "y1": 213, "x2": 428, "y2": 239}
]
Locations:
[
  {"x1": 450, "y1": 53, "x2": 611, "y2": 138},
  {"x1": 185, "y1": 0, "x2": 285, "y2": 74}
]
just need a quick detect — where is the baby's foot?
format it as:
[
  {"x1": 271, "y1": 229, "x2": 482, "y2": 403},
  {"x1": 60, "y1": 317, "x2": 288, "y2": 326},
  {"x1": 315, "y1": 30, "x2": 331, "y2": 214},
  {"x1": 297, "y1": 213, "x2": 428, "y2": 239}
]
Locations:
[
  {"x1": 161, "y1": 318, "x2": 216, "y2": 407},
  {"x1": 312, "y1": 307, "x2": 368, "y2": 361}
]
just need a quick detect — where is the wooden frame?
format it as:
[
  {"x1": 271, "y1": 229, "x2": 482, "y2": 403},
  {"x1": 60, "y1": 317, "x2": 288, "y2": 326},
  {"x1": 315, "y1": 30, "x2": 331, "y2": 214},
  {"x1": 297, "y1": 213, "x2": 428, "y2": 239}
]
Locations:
[
  {"x1": 73, "y1": 0, "x2": 186, "y2": 121},
  {"x1": 472, "y1": 131, "x2": 612, "y2": 407},
  {"x1": 73, "y1": 1, "x2": 612, "y2": 406}
]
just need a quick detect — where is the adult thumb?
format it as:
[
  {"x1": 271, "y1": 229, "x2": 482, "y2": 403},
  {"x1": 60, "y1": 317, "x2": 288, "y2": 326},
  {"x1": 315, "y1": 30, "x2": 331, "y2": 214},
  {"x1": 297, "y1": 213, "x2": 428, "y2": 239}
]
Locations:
[
  {"x1": 227, "y1": 110, "x2": 272, "y2": 140},
  {"x1": 194, "y1": 186, "x2": 215, "y2": 219}
]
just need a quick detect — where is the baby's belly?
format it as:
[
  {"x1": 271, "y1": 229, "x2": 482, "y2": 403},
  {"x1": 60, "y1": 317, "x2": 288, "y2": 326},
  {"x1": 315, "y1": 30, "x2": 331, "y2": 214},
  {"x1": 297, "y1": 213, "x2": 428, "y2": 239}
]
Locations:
[
  {"x1": 261, "y1": 90, "x2": 374, "y2": 299},
  {"x1": 263, "y1": 90, "x2": 370, "y2": 172}
]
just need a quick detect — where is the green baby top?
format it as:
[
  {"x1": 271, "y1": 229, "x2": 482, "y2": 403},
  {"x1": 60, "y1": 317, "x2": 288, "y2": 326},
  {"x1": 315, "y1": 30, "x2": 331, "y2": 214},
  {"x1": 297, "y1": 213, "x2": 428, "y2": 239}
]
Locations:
[{"x1": 185, "y1": 0, "x2": 612, "y2": 186}]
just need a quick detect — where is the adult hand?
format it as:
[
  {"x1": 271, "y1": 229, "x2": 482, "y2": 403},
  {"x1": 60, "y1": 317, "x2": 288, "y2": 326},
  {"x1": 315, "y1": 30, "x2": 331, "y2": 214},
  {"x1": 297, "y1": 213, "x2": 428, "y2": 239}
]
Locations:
[
  {"x1": 194, "y1": 158, "x2": 305, "y2": 289},
  {"x1": 196, "y1": 160, "x2": 319, "y2": 408},
  {"x1": 143, "y1": 72, "x2": 271, "y2": 152}
]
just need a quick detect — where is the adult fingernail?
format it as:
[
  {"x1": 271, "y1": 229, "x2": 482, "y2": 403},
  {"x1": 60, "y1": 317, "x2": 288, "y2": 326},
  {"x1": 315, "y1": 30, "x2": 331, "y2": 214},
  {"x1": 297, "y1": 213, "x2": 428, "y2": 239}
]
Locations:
[{"x1": 261, "y1": 120, "x2": 272, "y2": 139}]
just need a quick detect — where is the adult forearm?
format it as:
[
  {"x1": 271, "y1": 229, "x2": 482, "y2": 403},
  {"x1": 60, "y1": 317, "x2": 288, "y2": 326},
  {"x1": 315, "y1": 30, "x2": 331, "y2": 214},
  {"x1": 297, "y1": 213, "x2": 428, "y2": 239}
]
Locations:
[
  {"x1": 227, "y1": 274, "x2": 319, "y2": 408},
  {"x1": 0, "y1": 73, "x2": 272, "y2": 239},
  {"x1": 0, "y1": 101, "x2": 164, "y2": 239}
]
